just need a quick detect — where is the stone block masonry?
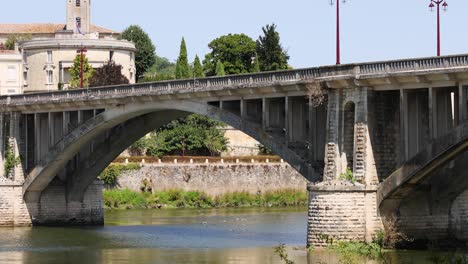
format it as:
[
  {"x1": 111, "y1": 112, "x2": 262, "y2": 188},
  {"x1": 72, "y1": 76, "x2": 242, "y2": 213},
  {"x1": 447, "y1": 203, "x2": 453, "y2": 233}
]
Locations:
[
  {"x1": 307, "y1": 183, "x2": 382, "y2": 248},
  {"x1": 0, "y1": 180, "x2": 103, "y2": 227},
  {"x1": 117, "y1": 163, "x2": 307, "y2": 196}
]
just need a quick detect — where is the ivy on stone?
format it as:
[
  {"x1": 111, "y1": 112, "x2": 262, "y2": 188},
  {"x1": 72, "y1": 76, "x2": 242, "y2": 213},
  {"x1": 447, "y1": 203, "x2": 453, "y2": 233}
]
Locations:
[{"x1": 4, "y1": 144, "x2": 20, "y2": 177}]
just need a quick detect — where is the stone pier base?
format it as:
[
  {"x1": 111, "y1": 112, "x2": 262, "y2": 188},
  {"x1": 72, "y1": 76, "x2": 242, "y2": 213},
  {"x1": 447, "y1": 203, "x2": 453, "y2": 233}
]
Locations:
[
  {"x1": 0, "y1": 180, "x2": 103, "y2": 227},
  {"x1": 307, "y1": 182, "x2": 382, "y2": 248}
]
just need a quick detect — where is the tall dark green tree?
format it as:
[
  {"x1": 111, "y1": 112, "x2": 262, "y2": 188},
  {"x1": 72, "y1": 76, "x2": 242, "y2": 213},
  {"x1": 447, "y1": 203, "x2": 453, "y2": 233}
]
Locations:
[
  {"x1": 215, "y1": 61, "x2": 225, "y2": 76},
  {"x1": 121, "y1": 25, "x2": 156, "y2": 79},
  {"x1": 193, "y1": 55, "x2": 204, "y2": 78},
  {"x1": 175, "y1": 38, "x2": 191, "y2": 79},
  {"x1": 256, "y1": 24, "x2": 290, "y2": 71},
  {"x1": 203, "y1": 34, "x2": 257, "y2": 76}
]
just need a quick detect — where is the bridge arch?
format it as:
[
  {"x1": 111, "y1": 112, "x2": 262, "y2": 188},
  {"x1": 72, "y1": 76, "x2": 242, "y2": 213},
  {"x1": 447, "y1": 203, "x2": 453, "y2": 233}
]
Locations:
[{"x1": 24, "y1": 100, "x2": 320, "y2": 202}]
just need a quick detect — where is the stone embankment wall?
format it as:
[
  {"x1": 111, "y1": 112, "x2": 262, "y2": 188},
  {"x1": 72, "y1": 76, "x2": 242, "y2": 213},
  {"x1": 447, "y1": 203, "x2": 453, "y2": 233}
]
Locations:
[{"x1": 116, "y1": 163, "x2": 307, "y2": 196}]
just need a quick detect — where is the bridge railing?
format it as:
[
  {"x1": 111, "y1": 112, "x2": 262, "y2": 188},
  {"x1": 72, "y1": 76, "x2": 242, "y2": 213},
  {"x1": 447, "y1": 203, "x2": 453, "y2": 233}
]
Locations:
[{"x1": 2, "y1": 54, "x2": 468, "y2": 106}]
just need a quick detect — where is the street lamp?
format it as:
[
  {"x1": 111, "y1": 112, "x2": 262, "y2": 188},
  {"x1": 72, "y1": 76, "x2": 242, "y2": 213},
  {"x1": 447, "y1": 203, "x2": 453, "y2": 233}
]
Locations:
[
  {"x1": 329, "y1": 0, "x2": 347, "y2": 65},
  {"x1": 76, "y1": 46, "x2": 88, "y2": 88},
  {"x1": 428, "y1": 0, "x2": 448, "y2": 57}
]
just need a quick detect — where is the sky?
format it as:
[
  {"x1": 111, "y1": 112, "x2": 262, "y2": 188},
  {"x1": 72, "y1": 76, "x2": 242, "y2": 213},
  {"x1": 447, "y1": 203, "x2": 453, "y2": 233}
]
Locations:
[{"x1": 2, "y1": 1, "x2": 467, "y2": 68}]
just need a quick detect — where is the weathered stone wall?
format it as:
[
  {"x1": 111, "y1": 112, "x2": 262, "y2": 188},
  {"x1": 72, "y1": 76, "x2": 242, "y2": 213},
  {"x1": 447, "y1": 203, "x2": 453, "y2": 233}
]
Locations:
[
  {"x1": 307, "y1": 183, "x2": 382, "y2": 247},
  {"x1": 371, "y1": 91, "x2": 401, "y2": 181},
  {"x1": 0, "y1": 180, "x2": 103, "y2": 227},
  {"x1": 0, "y1": 184, "x2": 31, "y2": 226},
  {"x1": 450, "y1": 190, "x2": 468, "y2": 240},
  {"x1": 116, "y1": 163, "x2": 307, "y2": 196}
]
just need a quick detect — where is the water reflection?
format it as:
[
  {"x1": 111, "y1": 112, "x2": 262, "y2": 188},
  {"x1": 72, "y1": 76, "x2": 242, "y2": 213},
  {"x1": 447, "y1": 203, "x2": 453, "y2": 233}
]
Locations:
[{"x1": 0, "y1": 208, "x2": 466, "y2": 264}]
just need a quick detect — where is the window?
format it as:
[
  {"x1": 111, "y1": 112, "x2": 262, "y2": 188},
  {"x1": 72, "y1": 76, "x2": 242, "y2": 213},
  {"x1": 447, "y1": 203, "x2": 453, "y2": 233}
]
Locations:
[
  {"x1": 76, "y1": 17, "x2": 81, "y2": 29},
  {"x1": 76, "y1": 0, "x2": 80, "y2": 7},
  {"x1": 109, "y1": 51, "x2": 114, "y2": 61},
  {"x1": 7, "y1": 66, "x2": 16, "y2": 81},
  {"x1": 47, "y1": 50, "x2": 52, "y2": 63},
  {"x1": 47, "y1": 70, "x2": 53, "y2": 84}
]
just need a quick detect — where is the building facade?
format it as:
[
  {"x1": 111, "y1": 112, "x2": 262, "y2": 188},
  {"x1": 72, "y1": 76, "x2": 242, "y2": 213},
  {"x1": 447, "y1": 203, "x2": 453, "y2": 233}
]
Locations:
[
  {"x1": 0, "y1": 46, "x2": 23, "y2": 95},
  {"x1": 0, "y1": 0, "x2": 136, "y2": 93}
]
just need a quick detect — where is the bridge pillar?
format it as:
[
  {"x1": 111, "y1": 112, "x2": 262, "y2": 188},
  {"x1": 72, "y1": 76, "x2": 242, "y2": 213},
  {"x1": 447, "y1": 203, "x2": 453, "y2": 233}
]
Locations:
[{"x1": 308, "y1": 88, "x2": 382, "y2": 247}]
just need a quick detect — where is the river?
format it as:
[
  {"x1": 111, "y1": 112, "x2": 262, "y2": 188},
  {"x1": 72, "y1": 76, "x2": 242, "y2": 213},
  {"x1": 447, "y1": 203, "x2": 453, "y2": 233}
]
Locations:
[{"x1": 0, "y1": 207, "x2": 466, "y2": 264}]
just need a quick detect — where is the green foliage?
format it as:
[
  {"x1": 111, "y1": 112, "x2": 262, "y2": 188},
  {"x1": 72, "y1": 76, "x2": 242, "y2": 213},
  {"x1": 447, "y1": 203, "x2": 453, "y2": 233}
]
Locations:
[
  {"x1": 99, "y1": 163, "x2": 141, "y2": 186},
  {"x1": 146, "y1": 114, "x2": 228, "y2": 157},
  {"x1": 252, "y1": 55, "x2": 261, "y2": 73},
  {"x1": 215, "y1": 61, "x2": 225, "y2": 76},
  {"x1": 193, "y1": 55, "x2": 204, "y2": 78},
  {"x1": 340, "y1": 168, "x2": 356, "y2": 183},
  {"x1": 103, "y1": 189, "x2": 307, "y2": 210},
  {"x1": 69, "y1": 54, "x2": 94, "y2": 88},
  {"x1": 121, "y1": 25, "x2": 156, "y2": 79},
  {"x1": 58, "y1": 82, "x2": 64, "y2": 91},
  {"x1": 5, "y1": 34, "x2": 32, "y2": 50},
  {"x1": 256, "y1": 24, "x2": 290, "y2": 71},
  {"x1": 4, "y1": 145, "x2": 20, "y2": 177},
  {"x1": 104, "y1": 189, "x2": 148, "y2": 209},
  {"x1": 329, "y1": 241, "x2": 387, "y2": 264},
  {"x1": 203, "y1": 34, "x2": 257, "y2": 76},
  {"x1": 89, "y1": 61, "x2": 129, "y2": 87},
  {"x1": 258, "y1": 144, "x2": 273, "y2": 155},
  {"x1": 175, "y1": 38, "x2": 191, "y2": 79},
  {"x1": 274, "y1": 244, "x2": 295, "y2": 264},
  {"x1": 143, "y1": 55, "x2": 176, "y2": 81}
]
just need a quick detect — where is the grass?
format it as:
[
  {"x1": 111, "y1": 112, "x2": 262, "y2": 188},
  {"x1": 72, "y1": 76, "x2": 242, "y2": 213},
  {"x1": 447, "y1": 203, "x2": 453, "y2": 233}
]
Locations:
[{"x1": 103, "y1": 189, "x2": 307, "y2": 210}]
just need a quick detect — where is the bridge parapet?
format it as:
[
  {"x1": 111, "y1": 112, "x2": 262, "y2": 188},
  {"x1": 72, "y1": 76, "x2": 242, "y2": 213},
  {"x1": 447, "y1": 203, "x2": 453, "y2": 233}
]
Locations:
[{"x1": 2, "y1": 54, "x2": 468, "y2": 109}]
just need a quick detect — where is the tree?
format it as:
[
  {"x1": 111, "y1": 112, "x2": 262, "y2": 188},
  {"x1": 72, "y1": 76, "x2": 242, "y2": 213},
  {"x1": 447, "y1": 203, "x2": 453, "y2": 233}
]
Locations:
[
  {"x1": 193, "y1": 55, "x2": 204, "y2": 78},
  {"x1": 256, "y1": 24, "x2": 290, "y2": 71},
  {"x1": 215, "y1": 61, "x2": 225, "y2": 76},
  {"x1": 203, "y1": 34, "x2": 257, "y2": 76},
  {"x1": 121, "y1": 25, "x2": 156, "y2": 79},
  {"x1": 146, "y1": 114, "x2": 228, "y2": 157},
  {"x1": 143, "y1": 55, "x2": 176, "y2": 81},
  {"x1": 5, "y1": 34, "x2": 32, "y2": 50},
  {"x1": 69, "y1": 54, "x2": 94, "y2": 88},
  {"x1": 252, "y1": 55, "x2": 260, "y2": 73},
  {"x1": 175, "y1": 38, "x2": 191, "y2": 79},
  {"x1": 89, "y1": 61, "x2": 129, "y2": 87}
]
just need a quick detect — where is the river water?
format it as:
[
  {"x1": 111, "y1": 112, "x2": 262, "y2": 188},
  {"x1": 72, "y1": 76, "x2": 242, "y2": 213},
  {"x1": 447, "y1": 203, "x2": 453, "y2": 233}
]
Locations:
[{"x1": 0, "y1": 207, "x2": 466, "y2": 264}]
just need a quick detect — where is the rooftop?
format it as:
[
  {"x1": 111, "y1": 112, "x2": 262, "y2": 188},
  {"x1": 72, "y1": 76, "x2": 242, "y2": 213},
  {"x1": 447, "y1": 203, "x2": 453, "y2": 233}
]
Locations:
[{"x1": 0, "y1": 23, "x2": 117, "y2": 34}]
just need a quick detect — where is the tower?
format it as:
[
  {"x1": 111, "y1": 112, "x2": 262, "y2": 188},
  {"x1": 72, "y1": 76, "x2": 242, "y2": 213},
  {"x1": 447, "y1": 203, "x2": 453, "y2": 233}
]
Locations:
[{"x1": 66, "y1": 0, "x2": 91, "y2": 34}]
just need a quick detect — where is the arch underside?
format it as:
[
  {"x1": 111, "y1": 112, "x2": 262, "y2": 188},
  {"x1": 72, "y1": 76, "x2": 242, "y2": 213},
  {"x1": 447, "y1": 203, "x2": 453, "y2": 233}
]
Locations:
[
  {"x1": 24, "y1": 100, "x2": 321, "y2": 202},
  {"x1": 378, "y1": 121, "x2": 468, "y2": 210}
]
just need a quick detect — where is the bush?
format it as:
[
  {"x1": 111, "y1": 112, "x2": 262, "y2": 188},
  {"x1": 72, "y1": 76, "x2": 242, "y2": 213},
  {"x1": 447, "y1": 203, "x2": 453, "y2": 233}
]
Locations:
[
  {"x1": 103, "y1": 189, "x2": 307, "y2": 210},
  {"x1": 99, "y1": 163, "x2": 141, "y2": 186}
]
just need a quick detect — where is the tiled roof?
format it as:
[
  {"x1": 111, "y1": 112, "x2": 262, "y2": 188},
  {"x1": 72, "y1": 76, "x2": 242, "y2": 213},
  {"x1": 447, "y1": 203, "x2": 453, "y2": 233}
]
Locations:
[{"x1": 0, "y1": 23, "x2": 117, "y2": 34}]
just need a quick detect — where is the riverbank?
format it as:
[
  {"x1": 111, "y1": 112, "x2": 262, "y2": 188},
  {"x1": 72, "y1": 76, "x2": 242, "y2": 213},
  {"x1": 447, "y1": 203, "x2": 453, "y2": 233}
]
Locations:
[{"x1": 103, "y1": 189, "x2": 307, "y2": 210}]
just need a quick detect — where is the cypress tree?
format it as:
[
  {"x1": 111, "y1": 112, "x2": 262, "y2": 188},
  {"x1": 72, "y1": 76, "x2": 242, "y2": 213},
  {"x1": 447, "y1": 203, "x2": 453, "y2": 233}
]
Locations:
[
  {"x1": 256, "y1": 24, "x2": 290, "y2": 71},
  {"x1": 193, "y1": 55, "x2": 204, "y2": 78},
  {"x1": 175, "y1": 37, "x2": 190, "y2": 79},
  {"x1": 215, "y1": 61, "x2": 225, "y2": 76}
]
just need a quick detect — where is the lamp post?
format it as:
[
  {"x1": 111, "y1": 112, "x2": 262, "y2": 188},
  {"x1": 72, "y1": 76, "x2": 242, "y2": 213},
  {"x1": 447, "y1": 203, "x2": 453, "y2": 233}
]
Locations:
[
  {"x1": 330, "y1": 0, "x2": 347, "y2": 65},
  {"x1": 76, "y1": 46, "x2": 88, "y2": 88},
  {"x1": 428, "y1": 0, "x2": 448, "y2": 57}
]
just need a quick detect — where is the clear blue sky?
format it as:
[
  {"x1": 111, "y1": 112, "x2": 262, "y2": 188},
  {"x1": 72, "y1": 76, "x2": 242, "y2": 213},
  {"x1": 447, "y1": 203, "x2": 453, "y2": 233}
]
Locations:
[{"x1": 2, "y1": 1, "x2": 467, "y2": 68}]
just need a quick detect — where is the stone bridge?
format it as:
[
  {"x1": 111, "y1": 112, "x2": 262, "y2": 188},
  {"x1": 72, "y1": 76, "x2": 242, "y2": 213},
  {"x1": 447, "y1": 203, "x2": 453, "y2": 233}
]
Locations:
[{"x1": 1, "y1": 54, "x2": 468, "y2": 247}]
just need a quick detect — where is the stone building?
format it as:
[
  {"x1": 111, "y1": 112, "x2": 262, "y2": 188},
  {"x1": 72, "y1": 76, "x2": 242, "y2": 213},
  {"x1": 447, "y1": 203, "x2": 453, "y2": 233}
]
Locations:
[
  {"x1": 0, "y1": 45, "x2": 23, "y2": 95},
  {"x1": 0, "y1": 0, "x2": 136, "y2": 92}
]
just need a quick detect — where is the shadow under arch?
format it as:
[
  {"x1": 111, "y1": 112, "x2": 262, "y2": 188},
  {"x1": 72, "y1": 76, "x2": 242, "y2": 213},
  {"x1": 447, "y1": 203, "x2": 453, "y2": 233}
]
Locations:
[{"x1": 24, "y1": 100, "x2": 321, "y2": 202}]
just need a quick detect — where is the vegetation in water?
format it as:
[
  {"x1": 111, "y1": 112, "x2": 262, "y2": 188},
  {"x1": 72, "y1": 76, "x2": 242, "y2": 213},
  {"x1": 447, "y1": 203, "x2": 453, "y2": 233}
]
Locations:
[
  {"x1": 98, "y1": 163, "x2": 141, "y2": 186},
  {"x1": 273, "y1": 244, "x2": 295, "y2": 264},
  {"x1": 103, "y1": 189, "x2": 307, "y2": 210}
]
